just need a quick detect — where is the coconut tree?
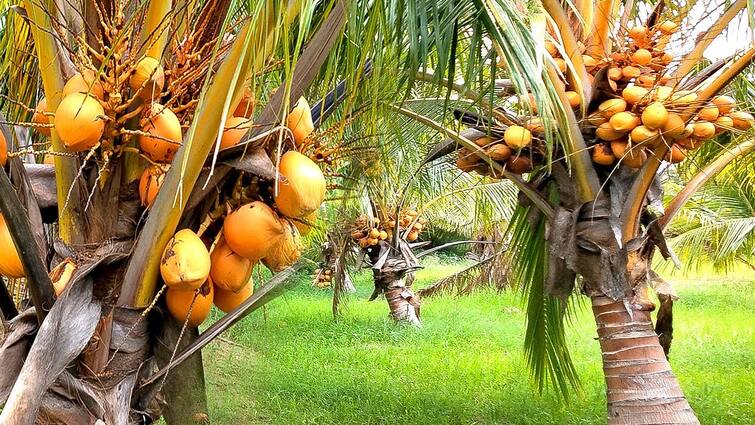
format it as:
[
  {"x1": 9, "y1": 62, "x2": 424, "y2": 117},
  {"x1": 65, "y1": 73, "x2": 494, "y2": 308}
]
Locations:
[{"x1": 385, "y1": 1, "x2": 755, "y2": 423}]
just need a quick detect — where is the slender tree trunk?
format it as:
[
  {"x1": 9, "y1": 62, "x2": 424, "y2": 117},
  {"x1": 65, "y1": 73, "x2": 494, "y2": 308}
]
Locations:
[
  {"x1": 375, "y1": 270, "x2": 421, "y2": 326},
  {"x1": 591, "y1": 295, "x2": 699, "y2": 424}
]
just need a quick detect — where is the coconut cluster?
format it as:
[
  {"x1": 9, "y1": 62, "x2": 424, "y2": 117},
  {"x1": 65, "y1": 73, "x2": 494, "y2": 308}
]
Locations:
[
  {"x1": 349, "y1": 209, "x2": 426, "y2": 248},
  {"x1": 456, "y1": 130, "x2": 535, "y2": 178},
  {"x1": 313, "y1": 267, "x2": 333, "y2": 288}
]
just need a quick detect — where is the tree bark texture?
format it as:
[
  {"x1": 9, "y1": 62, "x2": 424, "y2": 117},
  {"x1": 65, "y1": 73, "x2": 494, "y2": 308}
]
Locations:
[{"x1": 591, "y1": 295, "x2": 699, "y2": 425}]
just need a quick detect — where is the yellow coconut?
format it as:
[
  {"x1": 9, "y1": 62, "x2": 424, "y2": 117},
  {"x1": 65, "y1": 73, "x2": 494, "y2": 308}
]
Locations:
[
  {"x1": 628, "y1": 26, "x2": 648, "y2": 40},
  {"x1": 631, "y1": 49, "x2": 652, "y2": 66},
  {"x1": 609, "y1": 112, "x2": 640, "y2": 133},
  {"x1": 210, "y1": 240, "x2": 255, "y2": 292},
  {"x1": 610, "y1": 139, "x2": 629, "y2": 158},
  {"x1": 714, "y1": 115, "x2": 734, "y2": 133},
  {"x1": 139, "y1": 104, "x2": 182, "y2": 162},
  {"x1": 139, "y1": 164, "x2": 168, "y2": 207},
  {"x1": 598, "y1": 99, "x2": 627, "y2": 117},
  {"x1": 129, "y1": 56, "x2": 165, "y2": 99},
  {"x1": 293, "y1": 210, "x2": 317, "y2": 235},
  {"x1": 697, "y1": 105, "x2": 719, "y2": 122},
  {"x1": 214, "y1": 281, "x2": 253, "y2": 313},
  {"x1": 621, "y1": 66, "x2": 641, "y2": 80},
  {"x1": 592, "y1": 143, "x2": 615, "y2": 166},
  {"x1": 160, "y1": 229, "x2": 211, "y2": 291},
  {"x1": 565, "y1": 91, "x2": 581, "y2": 108},
  {"x1": 692, "y1": 121, "x2": 716, "y2": 139},
  {"x1": 274, "y1": 150, "x2": 326, "y2": 219},
  {"x1": 165, "y1": 282, "x2": 213, "y2": 327},
  {"x1": 630, "y1": 125, "x2": 660, "y2": 145},
  {"x1": 712, "y1": 95, "x2": 736, "y2": 114},
  {"x1": 503, "y1": 125, "x2": 532, "y2": 149},
  {"x1": 635, "y1": 75, "x2": 655, "y2": 88},
  {"x1": 49, "y1": 259, "x2": 76, "y2": 297},
  {"x1": 661, "y1": 113, "x2": 686, "y2": 139},
  {"x1": 223, "y1": 201, "x2": 285, "y2": 259},
  {"x1": 607, "y1": 67, "x2": 623, "y2": 81},
  {"x1": 665, "y1": 145, "x2": 687, "y2": 164},
  {"x1": 729, "y1": 111, "x2": 755, "y2": 130},
  {"x1": 286, "y1": 97, "x2": 314, "y2": 147},
  {"x1": 553, "y1": 58, "x2": 567, "y2": 74},
  {"x1": 0, "y1": 214, "x2": 24, "y2": 278},
  {"x1": 234, "y1": 86, "x2": 256, "y2": 117},
  {"x1": 32, "y1": 97, "x2": 52, "y2": 137},
  {"x1": 641, "y1": 102, "x2": 668, "y2": 130},
  {"x1": 54, "y1": 93, "x2": 105, "y2": 152},
  {"x1": 658, "y1": 20, "x2": 678, "y2": 34},
  {"x1": 62, "y1": 70, "x2": 104, "y2": 100},
  {"x1": 220, "y1": 117, "x2": 253, "y2": 150},
  {"x1": 622, "y1": 86, "x2": 650, "y2": 105},
  {"x1": 486, "y1": 143, "x2": 512, "y2": 161},
  {"x1": 262, "y1": 220, "x2": 302, "y2": 272},
  {"x1": 0, "y1": 131, "x2": 6, "y2": 167},
  {"x1": 652, "y1": 86, "x2": 673, "y2": 102},
  {"x1": 596, "y1": 122, "x2": 626, "y2": 141}
]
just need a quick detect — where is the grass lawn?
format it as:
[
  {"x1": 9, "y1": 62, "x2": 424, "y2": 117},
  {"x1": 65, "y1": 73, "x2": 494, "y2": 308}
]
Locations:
[{"x1": 202, "y1": 257, "x2": 755, "y2": 424}]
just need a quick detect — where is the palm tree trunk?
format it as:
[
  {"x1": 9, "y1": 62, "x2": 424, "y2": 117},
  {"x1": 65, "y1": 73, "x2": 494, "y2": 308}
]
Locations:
[
  {"x1": 591, "y1": 295, "x2": 699, "y2": 424},
  {"x1": 375, "y1": 269, "x2": 421, "y2": 326}
]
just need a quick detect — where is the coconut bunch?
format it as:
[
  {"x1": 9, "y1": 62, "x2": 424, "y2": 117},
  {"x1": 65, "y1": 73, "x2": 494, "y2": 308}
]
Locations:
[
  {"x1": 455, "y1": 130, "x2": 536, "y2": 177},
  {"x1": 313, "y1": 267, "x2": 333, "y2": 288},
  {"x1": 349, "y1": 208, "x2": 426, "y2": 247}
]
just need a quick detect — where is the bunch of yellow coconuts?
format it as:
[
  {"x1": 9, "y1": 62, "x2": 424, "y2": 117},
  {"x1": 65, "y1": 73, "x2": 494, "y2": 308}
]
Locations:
[
  {"x1": 456, "y1": 127, "x2": 535, "y2": 177},
  {"x1": 349, "y1": 209, "x2": 426, "y2": 248}
]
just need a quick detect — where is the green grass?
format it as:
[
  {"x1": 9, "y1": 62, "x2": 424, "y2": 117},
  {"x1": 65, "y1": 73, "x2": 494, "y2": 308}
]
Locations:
[{"x1": 202, "y1": 257, "x2": 755, "y2": 424}]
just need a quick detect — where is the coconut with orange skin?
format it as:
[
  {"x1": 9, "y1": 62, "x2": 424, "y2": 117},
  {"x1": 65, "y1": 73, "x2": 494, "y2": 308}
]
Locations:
[
  {"x1": 223, "y1": 201, "x2": 285, "y2": 260},
  {"x1": 160, "y1": 229, "x2": 211, "y2": 291},
  {"x1": 139, "y1": 164, "x2": 168, "y2": 207},
  {"x1": 692, "y1": 121, "x2": 716, "y2": 139},
  {"x1": 274, "y1": 151, "x2": 326, "y2": 219},
  {"x1": 729, "y1": 111, "x2": 754, "y2": 130},
  {"x1": 32, "y1": 97, "x2": 52, "y2": 137},
  {"x1": 139, "y1": 104, "x2": 182, "y2": 162},
  {"x1": 210, "y1": 240, "x2": 255, "y2": 292},
  {"x1": 262, "y1": 220, "x2": 302, "y2": 272},
  {"x1": 711, "y1": 96, "x2": 736, "y2": 114},
  {"x1": 592, "y1": 143, "x2": 615, "y2": 166},
  {"x1": 54, "y1": 93, "x2": 105, "y2": 152},
  {"x1": 286, "y1": 97, "x2": 314, "y2": 147},
  {"x1": 165, "y1": 281, "x2": 213, "y2": 327},
  {"x1": 214, "y1": 282, "x2": 253, "y2": 313},
  {"x1": 129, "y1": 57, "x2": 165, "y2": 100},
  {"x1": 220, "y1": 117, "x2": 253, "y2": 150},
  {"x1": 0, "y1": 214, "x2": 24, "y2": 278},
  {"x1": 234, "y1": 86, "x2": 256, "y2": 117},
  {"x1": 63, "y1": 70, "x2": 105, "y2": 100}
]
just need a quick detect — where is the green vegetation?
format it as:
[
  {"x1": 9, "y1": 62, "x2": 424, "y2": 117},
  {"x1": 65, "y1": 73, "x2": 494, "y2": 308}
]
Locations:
[{"x1": 203, "y1": 258, "x2": 755, "y2": 424}]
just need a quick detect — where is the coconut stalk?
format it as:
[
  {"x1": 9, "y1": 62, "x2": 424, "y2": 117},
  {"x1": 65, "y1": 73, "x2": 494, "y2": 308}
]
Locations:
[
  {"x1": 23, "y1": 0, "x2": 85, "y2": 245},
  {"x1": 0, "y1": 167, "x2": 55, "y2": 323},
  {"x1": 586, "y1": 0, "x2": 616, "y2": 58},
  {"x1": 660, "y1": 138, "x2": 755, "y2": 229},
  {"x1": 139, "y1": 0, "x2": 173, "y2": 59},
  {"x1": 120, "y1": 1, "x2": 301, "y2": 308}
]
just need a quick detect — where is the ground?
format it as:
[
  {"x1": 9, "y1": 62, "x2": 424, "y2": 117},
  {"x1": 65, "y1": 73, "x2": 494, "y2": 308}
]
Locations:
[{"x1": 201, "y1": 257, "x2": 755, "y2": 424}]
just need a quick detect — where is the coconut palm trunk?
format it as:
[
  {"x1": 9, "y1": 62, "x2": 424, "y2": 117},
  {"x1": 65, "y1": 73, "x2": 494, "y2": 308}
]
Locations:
[
  {"x1": 591, "y1": 295, "x2": 697, "y2": 424},
  {"x1": 374, "y1": 266, "x2": 421, "y2": 325}
]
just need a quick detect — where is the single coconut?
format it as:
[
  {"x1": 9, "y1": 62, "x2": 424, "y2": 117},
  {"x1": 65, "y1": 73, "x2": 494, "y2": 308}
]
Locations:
[
  {"x1": 714, "y1": 115, "x2": 734, "y2": 133},
  {"x1": 665, "y1": 145, "x2": 687, "y2": 164},
  {"x1": 234, "y1": 86, "x2": 256, "y2": 117},
  {"x1": 165, "y1": 281, "x2": 213, "y2": 327},
  {"x1": 729, "y1": 111, "x2": 755, "y2": 130},
  {"x1": 661, "y1": 113, "x2": 686, "y2": 139},
  {"x1": 565, "y1": 91, "x2": 581, "y2": 108},
  {"x1": 32, "y1": 97, "x2": 52, "y2": 136},
  {"x1": 596, "y1": 122, "x2": 626, "y2": 141},
  {"x1": 506, "y1": 154, "x2": 532, "y2": 174},
  {"x1": 631, "y1": 49, "x2": 652, "y2": 66},
  {"x1": 486, "y1": 143, "x2": 512, "y2": 161},
  {"x1": 139, "y1": 164, "x2": 168, "y2": 207},
  {"x1": 54, "y1": 93, "x2": 105, "y2": 152},
  {"x1": 214, "y1": 281, "x2": 253, "y2": 313},
  {"x1": 62, "y1": 70, "x2": 104, "y2": 100},
  {"x1": 598, "y1": 99, "x2": 627, "y2": 117},
  {"x1": 592, "y1": 143, "x2": 615, "y2": 166},
  {"x1": 0, "y1": 214, "x2": 24, "y2": 278},
  {"x1": 609, "y1": 112, "x2": 640, "y2": 133},
  {"x1": 210, "y1": 240, "x2": 255, "y2": 292},
  {"x1": 621, "y1": 146, "x2": 647, "y2": 168},
  {"x1": 641, "y1": 102, "x2": 668, "y2": 130},
  {"x1": 286, "y1": 97, "x2": 314, "y2": 147},
  {"x1": 223, "y1": 201, "x2": 285, "y2": 259},
  {"x1": 139, "y1": 104, "x2": 182, "y2": 162},
  {"x1": 274, "y1": 150, "x2": 326, "y2": 219},
  {"x1": 711, "y1": 95, "x2": 736, "y2": 114},
  {"x1": 658, "y1": 20, "x2": 678, "y2": 34},
  {"x1": 622, "y1": 86, "x2": 650, "y2": 105},
  {"x1": 697, "y1": 105, "x2": 719, "y2": 122},
  {"x1": 220, "y1": 117, "x2": 253, "y2": 149},
  {"x1": 262, "y1": 220, "x2": 302, "y2": 272},
  {"x1": 129, "y1": 56, "x2": 165, "y2": 100},
  {"x1": 630, "y1": 125, "x2": 660, "y2": 145},
  {"x1": 692, "y1": 121, "x2": 716, "y2": 139},
  {"x1": 503, "y1": 125, "x2": 532, "y2": 149},
  {"x1": 621, "y1": 66, "x2": 641, "y2": 80},
  {"x1": 160, "y1": 229, "x2": 211, "y2": 291}
]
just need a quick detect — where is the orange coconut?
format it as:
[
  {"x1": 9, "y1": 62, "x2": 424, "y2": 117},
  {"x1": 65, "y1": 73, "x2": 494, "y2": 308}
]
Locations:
[
  {"x1": 621, "y1": 66, "x2": 641, "y2": 80},
  {"x1": 129, "y1": 56, "x2": 165, "y2": 100},
  {"x1": 692, "y1": 121, "x2": 716, "y2": 139},
  {"x1": 610, "y1": 139, "x2": 629, "y2": 158},
  {"x1": 0, "y1": 214, "x2": 24, "y2": 278},
  {"x1": 665, "y1": 145, "x2": 687, "y2": 164},
  {"x1": 506, "y1": 154, "x2": 532, "y2": 174},
  {"x1": 607, "y1": 67, "x2": 622, "y2": 81},
  {"x1": 641, "y1": 102, "x2": 668, "y2": 130},
  {"x1": 210, "y1": 240, "x2": 255, "y2": 292},
  {"x1": 621, "y1": 147, "x2": 647, "y2": 168},
  {"x1": 486, "y1": 143, "x2": 512, "y2": 161},
  {"x1": 220, "y1": 117, "x2": 253, "y2": 149},
  {"x1": 160, "y1": 229, "x2": 211, "y2": 291},
  {"x1": 714, "y1": 115, "x2": 734, "y2": 133},
  {"x1": 598, "y1": 99, "x2": 627, "y2": 117},
  {"x1": 697, "y1": 105, "x2": 719, "y2": 122},
  {"x1": 628, "y1": 26, "x2": 648, "y2": 40},
  {"x1": 630, "y1": 125, "x2": 660, "y2": 145},
  {"x1": 592, "y1": 143, "x2": 615, "y2": 166},
  {"x1": 711, "y1": 95, "x2": 736, "y2": 114},
  {"x1": 214, "y1": 281, "x2": 253, "y2": 313},
  {"x1": 262, "y1": 220, "x2": 302, "y2": 272},
  {"x1": 62, "y1": 70, "x2": 104, "y2": 100},
  {"x1": 729, "y1": 111, "x2": 755, "y2": 130},
  {"x1": 138, "y1": 164, "x2": 168, "y2": 207},
  {"x1": 223, "y1": 201, "x2": 285, "y2": 259},
  {"x1": 609, "y1": 112, "x2": 640, "y2": 133},
  {"x1": 565, "y1": 91, "x2": 581, "y2": 108},
  {"x1": 286, "y1": 97, "x2": 314, "y2": 147},
  {"x1": 631, "y1": 49, "x2": 652, "y2": 66},
  {"x1": 54, "y1": 93, "x2": 105, "y2": 152},
  {"x1": 661, "y1": 113, "x2": 686, "y2": 139},
  {"x1": 234, "y1": 86, "x2": 256, "y2": 117},
  {"x1": 622, "y1": 86, "x2": 650, "y2": 105},
  {"x1": 139, "y1": 104, "x2": 182, "y2": 162},
  {"x1": 32, "y1": 97, "x2": 52, "y2": 137},
  {"x1": 165, "y1": 282, "x2": 213, "y2": 327},
  {"x1": 596, "y1": 122, "x2": 626, "y2": 141},
  {"x1": 503, "y1": 125, "x2": 532, "y2": 149},
  {"x1": 274, "y1": 151, "x2": 326, "y2": 219}
]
